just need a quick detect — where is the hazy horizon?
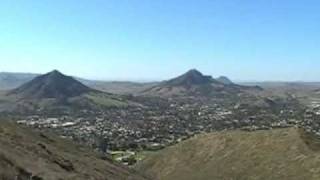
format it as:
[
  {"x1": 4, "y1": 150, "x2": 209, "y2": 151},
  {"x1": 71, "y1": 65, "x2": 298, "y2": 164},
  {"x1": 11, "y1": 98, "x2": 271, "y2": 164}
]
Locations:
[
  {"x1": 1, "y1": 0, "x2": 320, "y2": 81},
  {"x1": 3, "y1": 69, "x2": 320, "y2": 83}
]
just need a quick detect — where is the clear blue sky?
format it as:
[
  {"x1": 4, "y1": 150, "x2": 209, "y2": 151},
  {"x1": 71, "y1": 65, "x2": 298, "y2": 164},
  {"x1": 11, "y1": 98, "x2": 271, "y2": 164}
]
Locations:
[{"x1": 1, "y1": 0, "x2": 320, "y2": 81}]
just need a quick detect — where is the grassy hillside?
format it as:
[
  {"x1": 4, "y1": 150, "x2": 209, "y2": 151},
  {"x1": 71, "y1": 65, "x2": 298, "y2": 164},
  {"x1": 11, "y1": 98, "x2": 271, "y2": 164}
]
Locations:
[
  {"x1": 0, "y1": 120, "x2": 148, "y2": 180},
  {"x1": 137, "y1": 128, "x2": 320, "y2": 180}
]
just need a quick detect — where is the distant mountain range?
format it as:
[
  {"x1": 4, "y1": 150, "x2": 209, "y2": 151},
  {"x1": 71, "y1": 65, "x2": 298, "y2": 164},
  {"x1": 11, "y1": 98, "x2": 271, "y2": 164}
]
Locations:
[
  {"x1": 165, "y1": 69, "x2": 216, "y2": 86},
  {"x1": 1, "y1": 70, "x2": 136, "y2": 114},
  {"x1": 142, "y1": 69, "x2": 262, "y2": 97},
  {"x1": 0, "y1": 72, "x2": 39, "y2": 90},
  {"x1": 1, "y1": 69, "x2": 262, "y2": 100},
  {"x1": 9, "y1": 70, "x2": 94, "y2": 99},
  {"x1": 0, "y1": 70, "x2": 255, "y2": 97},
  {"x1": 2, "y1": 71, "x2": 320, "y2": 94},
  {"x1": 216, "y1": 76, "x2": 233, "y2": 85},
  {"x1": 0, "y1": 72, "x2": 157, "y2": 95}
]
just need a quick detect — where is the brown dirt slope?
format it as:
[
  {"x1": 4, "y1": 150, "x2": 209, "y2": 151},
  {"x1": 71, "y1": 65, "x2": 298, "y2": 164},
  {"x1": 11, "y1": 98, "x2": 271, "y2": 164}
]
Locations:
[
  {"x1": 137, "y1": 128, "x2": 320, "y2": 180},
  {"x1": 0, "y1": 120, "x2": 148, "y2": 180}
]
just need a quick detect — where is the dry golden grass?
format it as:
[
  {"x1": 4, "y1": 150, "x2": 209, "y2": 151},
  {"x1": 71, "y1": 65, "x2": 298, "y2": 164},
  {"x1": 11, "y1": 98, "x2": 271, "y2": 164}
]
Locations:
[
  {"x1": 0, "y1": 120, "x2": 148, "y2": 180},
  {"x1": 137, "y1": 128, "x2": 320, "y2": 180}
]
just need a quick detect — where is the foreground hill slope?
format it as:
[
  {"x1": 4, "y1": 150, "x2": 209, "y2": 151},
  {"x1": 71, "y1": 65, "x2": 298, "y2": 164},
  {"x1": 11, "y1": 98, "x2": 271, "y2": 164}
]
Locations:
[
  {"x1": 0, "y1": 120, "x2": 148, "y2": 180},
  {"x1": 137, "y1": 128, "x2": 320, "y2": 180}
]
